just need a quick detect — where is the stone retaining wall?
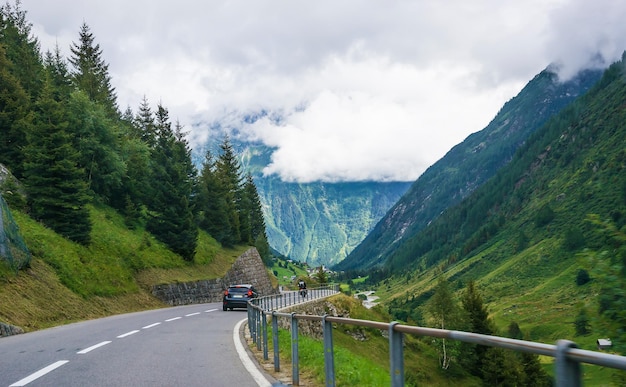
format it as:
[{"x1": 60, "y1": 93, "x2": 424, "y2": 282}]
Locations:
[
  {"x1": 1, "y1": 248, "x2": 272, "y2": 337},
  {"x1": 274, "y1": 296, "x2": 347, "y2": 340},
  {"x1": 0, "y1": 322, "x2": 23, "y2": 337},
  {"x1": 152, "y1": 247, "x2": 276, "y2": 306}
]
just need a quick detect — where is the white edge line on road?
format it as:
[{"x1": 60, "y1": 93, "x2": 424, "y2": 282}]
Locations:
[
  {"x1": 142, "y1": 322, "x2": 161, "y2": 329},
  {"x1": 185, "y1": 312, "x2": 201, "y2": 317},
  {"x1": 205, "y1": 308, "x2": 218, "y2": 313},
  {"x1": 234, "y1": 318, "x2": 271, "y2": 387},
  {"x1": 9, "y1": 360, "x2": 70, "y2": 387},
  {"x1": 117, "y1": 330, "x2": 140, "y2": 338},
  {"x1": 77, "y1": 340, "x2": 112, "y2": 354},
  {"x1": 165, "y1": 316, "x2": 182, "y2": 322}
]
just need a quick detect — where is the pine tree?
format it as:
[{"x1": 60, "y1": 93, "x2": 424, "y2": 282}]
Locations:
[
  {"x1": 134, "y1": 96, "x2": 157, "y2": 147},
  {"x1": 215, "y1": 136, "x2": 243, "y2": 245},
  {"x1": 109, "y1": 105, "x2": 151, "y2": 226},
  {"x1": 23, "y1": 76, "x2": 91, "y2": 244},
  {"x1": 69, "y1": 22, "x2": 118, "y2": 116},
  {"x1": 460, "y1": 280, "x2": 495, "y2": 377},
  {"x1": 0, "y1": 1, "x2": 44, "y2": 100},
  {"x1": 146, "y1": 104, "x2": 197, "y2": 260},
  {"x1": 66, "y1": 90, "x2": 124, "y2": 200},
  {"x1": 243, "y1": 173, "x2": 270, "y2": 261},
  {"x1": 197, "y1": 149, "x2": 232, "y2": 245},
  {"x1": 43, "y1": 45, "x2": 73, "y2": 101},
  {"x1": 0, "y1": 42, "x2": 33, "y2": 177}
]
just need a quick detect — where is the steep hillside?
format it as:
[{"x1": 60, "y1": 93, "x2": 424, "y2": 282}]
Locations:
[
  {"x1": 374, "y1": 55, "x2": 626, "y2": 355},
  {"x1": 258, "y1": 179, "x2": 410, "y2": 266},
  {"x1": 0, "y1": 203, "x2": 249, "y2": 331},
  {"x1": 336, "y1": 67, "x2": 603, "y2": 271}
]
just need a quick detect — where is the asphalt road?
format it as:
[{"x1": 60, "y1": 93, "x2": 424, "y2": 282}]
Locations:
[{"x1": 0, "y1": 302, "x2": 272, "y2": 387}]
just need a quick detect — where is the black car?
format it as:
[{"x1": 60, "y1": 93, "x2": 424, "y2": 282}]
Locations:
[{"x1": 222, "y1": 284, "x2": 258, "y2": 311}]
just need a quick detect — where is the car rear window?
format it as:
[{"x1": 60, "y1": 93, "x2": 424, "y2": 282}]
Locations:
[{"x1": 228, "y1": 287, "x2": 250, "y2": 294}]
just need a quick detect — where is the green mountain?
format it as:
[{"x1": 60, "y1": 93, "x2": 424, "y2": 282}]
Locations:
[
  {"x1": 336, "y1": 66, "x2": 603, "y2": 272},
  {"x1": 257, "y1": 179, "x2": 410, "y2": 267},
  {"x1": 362, "y1": 55, "x2": 626, "y2": 363},
  {"x1": 196, "y1": 139, "x2": 411, "y2": 267}
]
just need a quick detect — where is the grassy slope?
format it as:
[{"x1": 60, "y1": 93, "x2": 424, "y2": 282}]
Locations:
[
  {"x1": 259, "y1": 294, "x2": 480, "y2": 387},
  {"x1": 0, "y1": 203, "x2": 249, "y2": 331}
]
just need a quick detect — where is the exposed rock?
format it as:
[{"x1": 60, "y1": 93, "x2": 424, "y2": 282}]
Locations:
[
  {"x1": 151, "y1": 247, "x2": 276, "y2": 305},
  {"x1": 0, "y1": 321, "x2": 24, "y2": 337}
]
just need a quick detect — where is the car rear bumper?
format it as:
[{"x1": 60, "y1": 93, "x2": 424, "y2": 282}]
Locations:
[{"x1": 224, "y1": 299, "x2": 251, "y2": 309}]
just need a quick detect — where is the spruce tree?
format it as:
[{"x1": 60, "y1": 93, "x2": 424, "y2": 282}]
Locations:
[
  {"x1": 134, "y1": 96, "x2": 157, "y2": 148},
  {"x1": 243, "y1": 173, "x2": 270, "y2": 261},
  {"x1": 43, "y1": 45, "x2": 73, "y2": 102},
  {"x1": 0, "y1": 1, "x2": 44, "y2": 100},
  {"x1": 0, "y1": 43, "x2": 33, "y2": 177},
  {"x1": 23, "y1": 76, "x2": 91, "y2": 244},
  {"x1": 146, "y1": 104, "x2": 197, "y2": 260},
  {"x1": 215, "y1": 136, "x2": 243, "y2": 245},
  {"x1": 460, "y1": 280, "x2": 495, "y2": 377},
  {"x1": 69, "y1": 22, "x2": 118, "y2": 116},
  {"x1": 109, "y1": 105, "x2": 151, "y2": 226},
  {"x1": 67, "y1": 90, "x2": 124, "y2": 200},
  {"x1": 197, "y1": 149, "x2": 232, "y2": 245}
]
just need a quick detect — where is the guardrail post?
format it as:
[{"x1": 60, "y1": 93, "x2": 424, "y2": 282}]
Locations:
[
  {"x1": 389, "y1": 322, "x2": 404, "y2": 387},
  {"x1": 272, "y1": 311, "x2": 280, "y2": 372},
  {"x1": 322, "y1": 315, "x2": 336, "y2": 387},
  {"x1": 555, "y1": 340, "x2": 581, "y2": 387},
  {"x1": 291, "y1": 313, "x2": 300, "y2": 386},
  {"x1": 248, "y1": 306, "x2": 255, "y2": 342},
  {"x1": 262, "y1": 311, "x2": 268, "y2": 359}
]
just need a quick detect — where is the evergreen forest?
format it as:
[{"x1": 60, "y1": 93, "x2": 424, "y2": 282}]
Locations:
[{"x1": 0, "y1": 2, "x2": 270, "y2": 267}]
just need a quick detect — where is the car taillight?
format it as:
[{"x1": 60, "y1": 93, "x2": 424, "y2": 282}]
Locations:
[
  {"x1": 224, "y1": 290, "x2": 229, "y2": 296},
  {"x1": 247, "y1": 289, "x2": 253, "y2": 297}
]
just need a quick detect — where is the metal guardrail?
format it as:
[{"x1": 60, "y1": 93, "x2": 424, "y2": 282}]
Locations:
[{"x1": 247, "y1": 285, "x2": 626, "y2": 386}]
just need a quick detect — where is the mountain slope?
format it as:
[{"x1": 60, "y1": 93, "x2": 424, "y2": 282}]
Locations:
[
  {"x1": 258, "y1": 179, "x2": 410, "y2": 266},
  {"x1": 336, "y1": 67, "x2": 603, "y2": 271},
  {"x1": 195, "y1": 138, "x2": 411, "y2": 267},
  {"x1": 384, "y1": 57, "x2": 626, "y2": 273},
  {"x1": 370, "y1": 55, "x2": 626, "y2": 367}
]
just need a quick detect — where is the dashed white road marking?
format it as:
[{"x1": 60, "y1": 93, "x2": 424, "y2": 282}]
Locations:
[
  {"x1": 233, "y1": 318, "x2": 271, "y2": 387},
  {"x1": 9, "y1": 360, "x2": 69, "y2": 386},
  {"x1": 10, "y1": 307, "x2": 225, "y2": 386},
  {"x1": 77, "y1": 341, "x2": 112, "y2": 354},
  {"x1": 117, "y1": 330, "x2": 140, "y2": 338}
]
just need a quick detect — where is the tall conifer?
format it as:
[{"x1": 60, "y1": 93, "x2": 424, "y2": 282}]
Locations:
[
  {"x1": 197, "y1": 149, "x2": 232, "y2": 245},
  {"x1": 0, "y1": 43, "x2": 32, "y2": 177},
  {"x1": 146, "y1": 104, "x2": 197, "y2": 260},
  {"x1": 23, "y1": 76, "x2": 91, "y2": 244},
  {"x1": 69, "y1": 22, "x2": 118, "y2": 116},
  {"x1": 215, "y1": 136, "x2": 243, "y2": 245},
  {"x1": 0, "y1": 1, "x2": 43, "y2": 100}
]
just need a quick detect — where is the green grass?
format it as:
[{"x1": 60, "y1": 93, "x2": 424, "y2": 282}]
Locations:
[
  {"x1": 269, "y1": 258, "x2": 309, "y2": 288},
  {"x1": 257, "y1": 294, "x2": 481, "y2": 386},
  {"x1": 0, "y1": 203, "x2": 253, "y2": 331}
]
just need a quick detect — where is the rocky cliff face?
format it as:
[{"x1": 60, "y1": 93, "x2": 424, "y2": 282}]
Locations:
[
  {"x1": 194, "y1": 142, "x2": 411, "y2": 267},
  {"x1": 152, "y1": 248, "x2": 276, "y2": 305},
  {"x1": 256, "y1": 179, "x2": 411, "y2": 266}
]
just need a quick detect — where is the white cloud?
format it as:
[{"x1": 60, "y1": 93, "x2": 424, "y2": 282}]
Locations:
[{"x1": 25, "y1": 0, "x2": 626, "y2": 182}]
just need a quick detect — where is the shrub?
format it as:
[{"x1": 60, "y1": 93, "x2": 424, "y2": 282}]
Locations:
[{"x1": 576, "y1": 269, "x2": 591, "y2": 286}]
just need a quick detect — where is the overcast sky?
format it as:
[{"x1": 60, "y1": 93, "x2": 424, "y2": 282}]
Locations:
[{"x1": 25, "y1": 0, "x2": 626, "y2": 183}]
